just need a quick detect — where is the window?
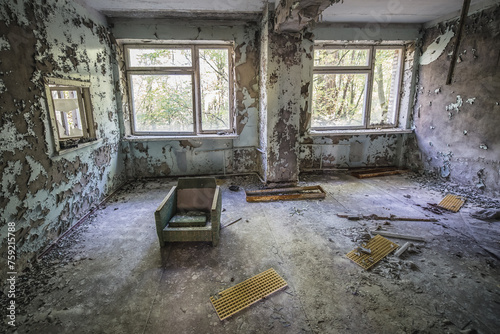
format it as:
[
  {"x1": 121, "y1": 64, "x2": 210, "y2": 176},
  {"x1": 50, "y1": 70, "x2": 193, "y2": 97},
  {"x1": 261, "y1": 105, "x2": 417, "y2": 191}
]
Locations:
[
  {"x1": 45, "y1": 78, "x2": 96, "y2": 152},
  {"x1": 125, "y1": 44, "x2": 234, "y2": 135},
  {"x1": 311, "y1": 45, "x2": 404, "y2": 130}
]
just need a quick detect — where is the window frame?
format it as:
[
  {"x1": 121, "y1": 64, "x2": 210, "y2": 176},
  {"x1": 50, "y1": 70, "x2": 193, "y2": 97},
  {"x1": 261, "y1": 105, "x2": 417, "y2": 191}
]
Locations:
[
  {"x1": 311, "y1": 44, "x2": 405, "y2": 131},
  {"x1": 124, "y1": 43, "x2": 235, "y2": 136},
  {"x1": 44, "y1": 77, "x2": 96, "y2": 153}
]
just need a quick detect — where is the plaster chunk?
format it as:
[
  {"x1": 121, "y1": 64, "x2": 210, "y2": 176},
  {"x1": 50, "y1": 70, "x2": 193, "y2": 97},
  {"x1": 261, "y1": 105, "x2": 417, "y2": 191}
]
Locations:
[
  {"x1": 0, "y1": 36, "x2": 10, "y2": 50},
  {"x1": 445, "y1": 95, "x2": 463, "y2": 113}
]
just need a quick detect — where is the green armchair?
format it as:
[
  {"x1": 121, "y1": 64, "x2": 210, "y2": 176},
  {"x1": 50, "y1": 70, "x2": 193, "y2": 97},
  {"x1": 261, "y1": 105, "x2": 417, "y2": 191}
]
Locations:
[{"x1": 155, "y1": 177, "x2": 221, "y2": 247}]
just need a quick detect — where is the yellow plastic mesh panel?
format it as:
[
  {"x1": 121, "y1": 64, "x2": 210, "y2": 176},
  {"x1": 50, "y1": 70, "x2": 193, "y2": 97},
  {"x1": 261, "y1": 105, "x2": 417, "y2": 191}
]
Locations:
[
  {"x1": 438, "y1": 194, "x2": 466, "y2": 212},
  {"x1": 346, "y1": 234, "x2": 399, "y2": 270},
  {"x1": 210, "y1": 268, "x2": 288, "y2": 321}
]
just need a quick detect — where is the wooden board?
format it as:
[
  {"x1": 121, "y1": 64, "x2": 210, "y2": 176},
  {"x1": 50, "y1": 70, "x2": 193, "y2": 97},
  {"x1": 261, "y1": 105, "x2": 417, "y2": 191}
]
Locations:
[
  {"x1": 210, "y1": 268, "x2": 288, "y2": 321},
  {"x1": 346, "y1": 235, "x2": 399, "y2": 270},
  {"x1": 350, "y1": 167, "x2": 407, "y2": 179},
  {"x1": 245, "y1": 185, "x2": 326, "y2": 202}
]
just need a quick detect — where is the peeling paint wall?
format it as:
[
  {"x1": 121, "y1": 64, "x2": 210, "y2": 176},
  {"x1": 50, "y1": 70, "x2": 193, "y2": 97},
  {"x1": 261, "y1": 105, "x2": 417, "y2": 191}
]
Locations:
[
  {"x1": 260, "y1": 8, "x2": 309, "y2": 185},
  {"x1": 0, "y1": 0, "x2": 124, "y2": 279},
  {"x1": 411, "y1": 5, "x2": 500, "y2": 197},
  {"x1": 111, "y1": 19, "x2": 260, "y2": 178}
]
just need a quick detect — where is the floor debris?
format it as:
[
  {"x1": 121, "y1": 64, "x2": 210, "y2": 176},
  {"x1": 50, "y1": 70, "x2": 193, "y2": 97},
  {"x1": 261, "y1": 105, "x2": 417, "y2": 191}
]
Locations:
[
  {"x1": 210, "y1": 268, "x2": 288, "y2": 321},
  {"x1": 371, "y1": 231, "x2": 426, "y2": 242},
  {"x1": 394, "y1": 242, "x2": 413, "y2": 257},
  {"x1": 337, "y1": 213, "x2": 438, "y2": 222},
  {"x1": 470, "y1": 209, "x2": 500, "y2": 221},
  {"x1": 346, "y1": 235, "x2": 399, "y2": 270},
  {"x1": 245, "y1": 186, "x2": 326, "y2": 202},
  {"x1": 350, "y1": 167, "x2": 407, "y2": 179},
  {"x1": 222, "y1": 218, "x2": 242, "y2": 229},
  {"x1": 438, "y1": 194, "x2": 466, "y2": 212}
]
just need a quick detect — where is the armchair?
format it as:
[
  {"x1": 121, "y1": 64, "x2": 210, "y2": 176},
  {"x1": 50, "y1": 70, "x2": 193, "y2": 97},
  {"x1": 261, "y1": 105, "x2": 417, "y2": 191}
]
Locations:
[{"x1": 155, "y1": 177, "x2": 221, "y2": 247}]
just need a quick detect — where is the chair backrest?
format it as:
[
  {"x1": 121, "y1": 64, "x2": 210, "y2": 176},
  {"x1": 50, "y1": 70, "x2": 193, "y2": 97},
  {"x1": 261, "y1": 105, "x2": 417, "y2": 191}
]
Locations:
[{"x1": 176, "y1": 177, "x2": 217, "y2": 212}]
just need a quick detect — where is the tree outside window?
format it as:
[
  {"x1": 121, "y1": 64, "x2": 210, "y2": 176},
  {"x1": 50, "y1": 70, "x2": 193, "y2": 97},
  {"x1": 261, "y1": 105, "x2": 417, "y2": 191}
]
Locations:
[
  {"x1": 125, "y1": 44, "x2": 233, "y2": 135},
  {"x1": 312, "y1": 45, "x2": 403, "y2": 130}
]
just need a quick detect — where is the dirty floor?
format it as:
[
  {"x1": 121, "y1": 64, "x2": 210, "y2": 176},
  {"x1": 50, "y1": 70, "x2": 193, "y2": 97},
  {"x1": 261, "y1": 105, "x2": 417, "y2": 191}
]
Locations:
[{"x1": 7, "y1": 174, "x2": 500, "y2": 334}]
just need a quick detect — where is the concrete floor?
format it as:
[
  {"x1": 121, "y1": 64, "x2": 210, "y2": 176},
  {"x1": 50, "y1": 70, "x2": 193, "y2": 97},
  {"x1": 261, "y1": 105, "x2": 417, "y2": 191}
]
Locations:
[{"x1": 7, "y1": 174, "x2": 500, "y2": 334}]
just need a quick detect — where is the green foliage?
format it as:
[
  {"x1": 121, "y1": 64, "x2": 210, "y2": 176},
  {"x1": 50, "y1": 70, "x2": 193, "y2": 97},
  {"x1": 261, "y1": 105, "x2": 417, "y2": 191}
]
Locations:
[
  {"x1": 312, "y1": 48, "x2": 400, "y2": 127},
  {"x1": 131, "y1": 48, "x2": 230, "y2": 132}
]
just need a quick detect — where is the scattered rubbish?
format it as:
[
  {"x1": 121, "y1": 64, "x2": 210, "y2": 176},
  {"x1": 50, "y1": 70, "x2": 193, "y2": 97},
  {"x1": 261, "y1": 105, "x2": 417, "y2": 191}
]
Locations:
[
  {"x1": 350, "y1": 167, "x2": 407, "y2": 179},
  {"x1": 210, "y1": 268, "x2": 288, "y2": 321},
  {"x1": 222, "y1": 218, "x2": 242, "y2": 229},
  {"x1": 438, "y1": 194, "x2": 466, "y2": 212},
  {"x1": 357, "y1": 245, "x2": 372, "y2": 255},
  {"x1": 479, "y1": 143, "x2": 488, "y2": 150},
  {"x1": 463, "y1": 130, "x2": 467, "y2": 135},
  {"x1": 419, "y1": 203, "x2": 445, "y2": 215},
  {"x1": 337, "y1": 213, "x2": 437, "y2": 222},
  {"x1": 245, "y1": 185, "x2": 326, "y2": 202},
  {"x1": 346, "y1": 235, "x2": 399, "y2": 270},
  {"x1": 371, "y1": 231, "x2": 426, "y2": 242},
  {"x1": 290, "y1": 206, "x2": 308, "y2": 216},
  {"x1": 466, "y1": 97, "x2": 476, "y2": 104},
  {"x1": 470, "y1": 209, "x2": 500, "y2": 221},
  {"x1": 445, "y1": 95, "x2": 463, "y2": 113},
  {"x1": 404, "y1": 194, "x2": 411, "y2": 199},
  {"x1": 394, "y1": 242, "x2": 413, "y2": 258},
  {"x1": 435, "y1": 88, "x2": 441, "y2": 94},
  {"x1": 229, "y1": 185, "x2": 240, "y2": 192}
]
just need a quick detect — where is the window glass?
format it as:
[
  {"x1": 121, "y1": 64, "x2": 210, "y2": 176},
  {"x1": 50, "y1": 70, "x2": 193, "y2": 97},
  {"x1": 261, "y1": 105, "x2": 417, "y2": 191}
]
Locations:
[
  {"x1": 311, "y1": 45, "x2": 403, "y2": 129},
  {"x1": 52, "y1": 89, "x2": 84, "y2": 139},
  {"x1": 130, "y1": 74, "x2": 194, "y2": 132},
  {"x1": 369, "y1": 49, "x2": 401, "y2": 126},
  {"x1": 312, "y1": 73, "x2": 367, "y2": 127},
  {"x1": 314, "y1": 48, "x2": 369, "y2": 67},
  {"x1": 126, "y1": 44, "x2": 233, "y2": 135},
  {"x1": 199, "y1": 49, "x2": 230, "y2": 131},
  {"x1": 128, "y1": 48, "x2": 192, "y2": 67}
]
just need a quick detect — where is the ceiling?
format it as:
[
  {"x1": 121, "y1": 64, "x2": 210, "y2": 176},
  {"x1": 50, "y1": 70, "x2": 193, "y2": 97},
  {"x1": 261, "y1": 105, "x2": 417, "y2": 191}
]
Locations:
[{"x1": 80, "y1": 0, "x2": 497, "y2": 24}]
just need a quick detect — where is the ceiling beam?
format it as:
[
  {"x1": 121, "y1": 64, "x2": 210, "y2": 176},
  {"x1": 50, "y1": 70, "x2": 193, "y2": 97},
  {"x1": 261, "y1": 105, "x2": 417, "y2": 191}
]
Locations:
[{"x1": 274, "y1": 0, "x2": 342, "y2": 33}]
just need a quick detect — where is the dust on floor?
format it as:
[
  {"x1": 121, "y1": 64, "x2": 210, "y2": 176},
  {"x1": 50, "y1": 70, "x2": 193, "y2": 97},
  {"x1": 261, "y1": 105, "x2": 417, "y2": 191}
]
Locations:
[{"x1": 3, "y1": 173, "x2": 500, "y2": 334}]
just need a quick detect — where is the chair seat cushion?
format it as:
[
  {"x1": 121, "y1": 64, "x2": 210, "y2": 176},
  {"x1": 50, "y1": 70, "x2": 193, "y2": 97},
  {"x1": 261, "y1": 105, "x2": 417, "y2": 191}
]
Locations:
[{"x1": 168, "y1": 211, "x2": 207, "y2": 227}]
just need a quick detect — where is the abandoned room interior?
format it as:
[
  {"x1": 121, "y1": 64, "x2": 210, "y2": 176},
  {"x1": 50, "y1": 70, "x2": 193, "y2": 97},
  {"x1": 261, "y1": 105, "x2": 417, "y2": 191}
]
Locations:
[{"x1": 1, "y1": 0, "x2": 500, "y2": 332}]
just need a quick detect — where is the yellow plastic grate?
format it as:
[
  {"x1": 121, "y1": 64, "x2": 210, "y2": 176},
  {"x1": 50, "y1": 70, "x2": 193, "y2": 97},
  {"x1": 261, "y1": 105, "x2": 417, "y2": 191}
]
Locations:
[
  {"x1": 210, "y1": 268, "x2": 288, "y2": 321},
  {"x1": 346, "y1": 235, "x2": 399, "y2": 270},
  {"x1": 438, "y1": 194, "x2": 466, "y2": 212}
]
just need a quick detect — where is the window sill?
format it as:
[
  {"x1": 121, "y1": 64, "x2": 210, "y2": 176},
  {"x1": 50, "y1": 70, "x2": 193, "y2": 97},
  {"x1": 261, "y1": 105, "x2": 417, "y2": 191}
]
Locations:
[
  {"x1": 123, "y1": 133, "x2": 239, "y2": 142},
  {"x1": 308, "y1": 128, "x2": 413, "y2": 136},
  {"x1": 53, "y1": 138, "x2": 103, "y2": 157}
]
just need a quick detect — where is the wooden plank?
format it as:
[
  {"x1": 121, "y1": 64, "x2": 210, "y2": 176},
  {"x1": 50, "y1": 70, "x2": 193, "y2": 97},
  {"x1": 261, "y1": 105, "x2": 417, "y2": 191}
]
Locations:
[
  {"x1": 336, "y1": 213, "x2": 438, "y2": 222},
  {"x1": 371, "y1": 230, "x2": 426, "y2": 242},
  {"x1": 351, "y1": 169, "x2": 407, "y2": 179},
  {"x1": 245, "y1": 185, "x2": 326, "y2": 202},
  {"x1": 446, "y1": 0, "x2": 471, "y2": 85}
]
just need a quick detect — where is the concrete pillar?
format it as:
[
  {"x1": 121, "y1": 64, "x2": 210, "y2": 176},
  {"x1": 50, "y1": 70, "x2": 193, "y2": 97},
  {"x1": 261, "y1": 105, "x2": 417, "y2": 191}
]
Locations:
[{"x1": 259, "y1": 6, "x2": 314, "y2": 186}]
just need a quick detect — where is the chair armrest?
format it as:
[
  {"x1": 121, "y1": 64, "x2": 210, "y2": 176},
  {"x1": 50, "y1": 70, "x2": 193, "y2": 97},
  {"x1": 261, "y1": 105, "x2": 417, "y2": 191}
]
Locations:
[
  {"x1": 210, "y1": 186, "x2": 222, "y2": 233},
  {"x1": 155, "y1": 186, "x2": 177, "y2": 244}
]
